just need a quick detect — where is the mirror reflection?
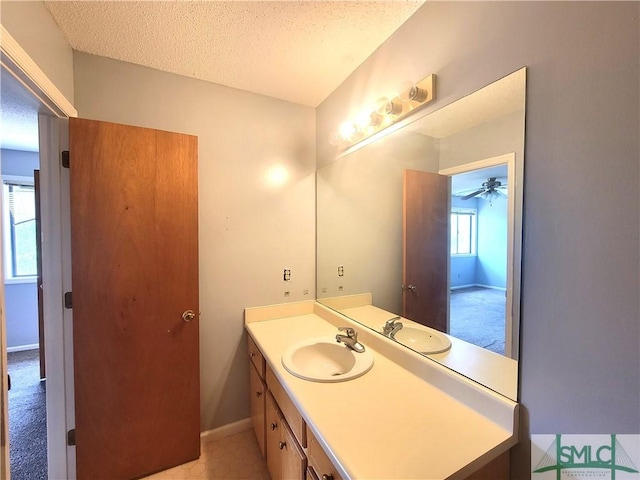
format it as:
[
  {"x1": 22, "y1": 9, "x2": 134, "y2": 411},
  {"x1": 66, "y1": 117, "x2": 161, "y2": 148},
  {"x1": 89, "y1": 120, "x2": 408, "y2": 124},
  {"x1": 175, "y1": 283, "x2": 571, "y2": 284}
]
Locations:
[{"x1": 316, "y1": 68, "x2": 526, "y2": 400}]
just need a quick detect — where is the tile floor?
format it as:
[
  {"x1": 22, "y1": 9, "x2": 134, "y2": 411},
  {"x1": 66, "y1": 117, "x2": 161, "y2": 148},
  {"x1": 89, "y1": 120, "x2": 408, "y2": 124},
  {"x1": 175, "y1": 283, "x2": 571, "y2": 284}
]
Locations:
[{"x1": 143, "y1": 429, "x2": 271, "y2": 480}]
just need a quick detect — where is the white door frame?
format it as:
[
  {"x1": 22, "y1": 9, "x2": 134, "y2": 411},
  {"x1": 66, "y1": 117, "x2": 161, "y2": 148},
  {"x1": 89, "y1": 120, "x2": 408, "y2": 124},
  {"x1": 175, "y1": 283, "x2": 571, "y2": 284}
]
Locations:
[
  {"x1": 1, "y1": 26, "x2": 77, "y2": 480},
  {"x1": 439, "y1": 152, "x2": 519, "y2": 359}
]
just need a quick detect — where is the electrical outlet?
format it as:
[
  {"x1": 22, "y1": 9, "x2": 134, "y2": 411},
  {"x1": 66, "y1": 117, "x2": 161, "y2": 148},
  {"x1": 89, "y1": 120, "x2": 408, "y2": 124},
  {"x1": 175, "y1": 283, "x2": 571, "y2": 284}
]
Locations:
[
  {"x1": 338, "y1": 286, "x2": 344, "y2": 291},
  {"x1": 322, "y1": 287, "x2": 327, "y2": 293},
  {"x1": 284, "y1": 291, "x2": 290, "y2": 297},
  {"x1": 303, "y1": 289, "x2": 309, "y2": 295},
  {"x1": 283, "y1": 269, "x2": 291, "y2": 281}
]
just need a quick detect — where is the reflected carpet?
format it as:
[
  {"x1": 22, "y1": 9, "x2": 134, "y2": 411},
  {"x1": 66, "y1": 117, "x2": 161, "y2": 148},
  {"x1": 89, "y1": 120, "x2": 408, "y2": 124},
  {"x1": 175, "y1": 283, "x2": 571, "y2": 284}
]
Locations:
[{"x1": 449, "y1": 286, "x2": 506, "y2": 355}]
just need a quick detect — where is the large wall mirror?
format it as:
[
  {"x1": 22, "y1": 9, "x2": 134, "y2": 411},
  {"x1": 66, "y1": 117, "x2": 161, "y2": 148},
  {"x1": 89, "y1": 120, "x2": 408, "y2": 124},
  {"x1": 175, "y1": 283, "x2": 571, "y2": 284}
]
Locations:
[{"x1": 317, "y1": 68, "x2": 526, "y2": 400}]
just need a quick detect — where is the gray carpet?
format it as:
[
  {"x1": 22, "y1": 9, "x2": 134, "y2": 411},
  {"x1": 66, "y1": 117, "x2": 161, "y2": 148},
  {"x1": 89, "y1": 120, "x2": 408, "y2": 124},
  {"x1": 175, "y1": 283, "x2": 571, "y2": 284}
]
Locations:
[
  {"x1": 449, "y1": 286, "x2": 506, "y2": 355},
  {"x1": 8, "y1": 349, "x2": 47, "y2": 480}
]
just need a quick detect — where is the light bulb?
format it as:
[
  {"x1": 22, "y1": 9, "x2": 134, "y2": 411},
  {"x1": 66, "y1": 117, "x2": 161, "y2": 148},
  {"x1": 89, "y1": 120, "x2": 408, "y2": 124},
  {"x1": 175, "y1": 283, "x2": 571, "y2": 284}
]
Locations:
[
  {"x1": 374, "y1": 97, "x2": 402, "y2": 116},
  {"x1": 355, "y1": 111, "x2": 383, "y2": 131},
  {"x1": 339, "y1": 121, "x2": 356, "y2": 140},
  {"x1": 408, "y1": 86, "x2": 428, "y2": 102},
  {"x1": 355, "y1": 111, "x2": 373, "y2": 130},
  {"x1": 398, "y1": 80, "x2": 429, "y2": 103},
  {"x1": 369, "y1": 112, "x2": 383, "y2": 127}
]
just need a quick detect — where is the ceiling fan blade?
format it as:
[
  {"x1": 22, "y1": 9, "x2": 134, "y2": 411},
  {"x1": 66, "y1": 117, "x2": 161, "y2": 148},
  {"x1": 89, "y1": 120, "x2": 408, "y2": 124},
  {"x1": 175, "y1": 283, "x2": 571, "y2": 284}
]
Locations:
[{"x1": 460, "y1": 189, "x2": 484, "y2": 200}]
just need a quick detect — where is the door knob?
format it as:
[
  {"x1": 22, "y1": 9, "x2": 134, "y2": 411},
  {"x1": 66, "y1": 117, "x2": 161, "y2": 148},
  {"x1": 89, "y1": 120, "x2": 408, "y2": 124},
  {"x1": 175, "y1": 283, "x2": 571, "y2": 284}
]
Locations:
[
  {"x1": 182, "y1": 310, "x2": 196, "y2": 322},
  {"x1": 401, "y1": 284, "x2": 417, "y2": 293}
]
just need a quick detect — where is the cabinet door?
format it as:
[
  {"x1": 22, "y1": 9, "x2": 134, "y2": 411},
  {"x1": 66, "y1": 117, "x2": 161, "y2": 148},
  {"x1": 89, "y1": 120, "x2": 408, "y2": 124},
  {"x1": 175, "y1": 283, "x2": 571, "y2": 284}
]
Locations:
[
  {"x1": 280, "y1": 420, "x2": 306, "y2": 480},
  {"x1": 249, "y1": 363, "x2": 266, "y2": 456},
  {"x1": 307, "y1": 426, "x2": 343, "y2": 480},
  {"x1": 267, "y1": 366, "x2": 306, "y2": 447},
  {"x1": 266, "y1": 394, "x2": 282, "y2": 480}
]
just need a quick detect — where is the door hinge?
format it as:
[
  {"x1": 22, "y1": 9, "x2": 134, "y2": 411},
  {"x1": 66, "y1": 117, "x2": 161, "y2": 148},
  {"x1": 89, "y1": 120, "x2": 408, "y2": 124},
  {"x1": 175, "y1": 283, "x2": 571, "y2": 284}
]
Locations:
[
  {"x1": 61, "y1": 151, "x2": 70, "y2": 169},
  {"x1": 64, "y1": 291, "x2": 72, "y2": 309},
  {"x1": 67, "y1": 429, "x2": 76, "y2": 446}
]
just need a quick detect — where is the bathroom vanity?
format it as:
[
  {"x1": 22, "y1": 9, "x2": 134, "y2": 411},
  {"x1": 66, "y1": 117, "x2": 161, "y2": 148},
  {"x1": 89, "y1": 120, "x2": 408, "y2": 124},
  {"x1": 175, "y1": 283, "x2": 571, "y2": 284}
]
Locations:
[{"x1": 245, "y1": 300, "x2": 518, "y2": 480}]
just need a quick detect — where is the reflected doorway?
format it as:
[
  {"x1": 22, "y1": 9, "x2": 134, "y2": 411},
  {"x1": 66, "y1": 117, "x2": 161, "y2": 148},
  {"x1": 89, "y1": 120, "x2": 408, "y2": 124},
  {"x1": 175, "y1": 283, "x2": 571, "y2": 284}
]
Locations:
[{"x1": 442, "y1": 156, "x2": 515, "y2": 358}]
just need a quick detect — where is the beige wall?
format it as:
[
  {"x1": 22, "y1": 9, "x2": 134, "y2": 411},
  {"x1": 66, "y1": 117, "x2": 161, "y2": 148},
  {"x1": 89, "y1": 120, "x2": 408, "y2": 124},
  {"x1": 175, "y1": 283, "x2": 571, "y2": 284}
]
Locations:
[
  {"x1": 317, "y1": 130, "x2": 438, "y2": 314},
  {"x1": 0, "y1": 0, "x2": 74, "y2": 101},
  {"x1": 317, "y1": 2, "x2": 639, "y2": 477},
  {"x1": 438, "y1": 110, "x2": 524, "y2": 172},
  {"x1": 73, "y1": 52, "x2": 316, "y2": 430}
]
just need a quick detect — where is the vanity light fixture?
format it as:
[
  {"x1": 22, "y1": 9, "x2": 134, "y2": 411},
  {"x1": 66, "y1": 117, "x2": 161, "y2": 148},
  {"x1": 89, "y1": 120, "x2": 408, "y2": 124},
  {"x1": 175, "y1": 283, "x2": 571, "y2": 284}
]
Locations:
[{"x1": 330, "y1": 74, "x2": 436, "y2": 149}]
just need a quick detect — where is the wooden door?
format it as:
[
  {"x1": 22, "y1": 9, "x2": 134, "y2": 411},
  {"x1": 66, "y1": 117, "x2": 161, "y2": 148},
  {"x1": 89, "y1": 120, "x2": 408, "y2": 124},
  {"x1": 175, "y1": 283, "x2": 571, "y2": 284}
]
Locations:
[
  {"x1": 402, "y1": 169, "x2": 449, "y2": 332},
  {"x1": 69, "y1": 118, "x2": 199, "y2": 479}
]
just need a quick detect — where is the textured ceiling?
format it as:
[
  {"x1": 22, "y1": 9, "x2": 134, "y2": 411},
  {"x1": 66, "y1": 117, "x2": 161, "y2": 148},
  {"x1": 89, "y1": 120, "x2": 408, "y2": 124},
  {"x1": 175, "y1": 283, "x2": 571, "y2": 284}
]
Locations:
[
  {"x1": 0, "y1": 68, "x2": 45, "y2": 152},
  {"x1": 44, "y1": 1, "x2": 425, "y2": 107}
]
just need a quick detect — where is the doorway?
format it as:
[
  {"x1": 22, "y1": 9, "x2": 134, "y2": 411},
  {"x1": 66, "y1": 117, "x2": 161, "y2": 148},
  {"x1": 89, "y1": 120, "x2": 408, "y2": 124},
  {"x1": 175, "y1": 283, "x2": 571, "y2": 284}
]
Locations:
[
  {"x1": 1, "y1": 64, "x2": 49, "y2": 478},
  {"x1": 1, "y1": 29, "x2": 78, "y2": 476},
  {"x1": 440, "y1": 153, "x2": 517, "y2": 358}
]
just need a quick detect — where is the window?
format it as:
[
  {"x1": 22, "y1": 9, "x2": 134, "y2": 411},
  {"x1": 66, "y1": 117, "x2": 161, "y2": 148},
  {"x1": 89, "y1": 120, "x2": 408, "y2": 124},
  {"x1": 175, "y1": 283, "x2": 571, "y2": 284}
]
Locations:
[
  {"x1": 451, "y1": 208, "x2": 477, "y2": 256},
  {"x1": 2, "y1": 177, "x2": 37, "y2": 281}
]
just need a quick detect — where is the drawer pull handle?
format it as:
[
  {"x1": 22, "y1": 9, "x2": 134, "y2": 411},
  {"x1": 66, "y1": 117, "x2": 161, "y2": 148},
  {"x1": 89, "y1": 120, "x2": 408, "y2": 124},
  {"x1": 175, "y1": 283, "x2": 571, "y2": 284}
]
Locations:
[
  {"x1": 322, "y1": 475, "x2": 334, "y2": 480},
  {"x1": 255, "y1": 391, "x2": 262, "y2": 398},
  {"x1": 250, "y1": 351, "x2": 255, "y2": 358},
  {"x1": 270, "y1": 422, "x2": 277, "y2": 431},
  {"x1": 278, "y1": 441, "x2": 286, "y2": 450}
]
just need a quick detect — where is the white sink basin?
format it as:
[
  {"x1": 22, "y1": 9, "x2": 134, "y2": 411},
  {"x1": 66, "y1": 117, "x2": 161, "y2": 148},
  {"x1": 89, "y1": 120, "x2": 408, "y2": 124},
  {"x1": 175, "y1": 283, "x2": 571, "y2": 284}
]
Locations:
[
  {"x1": 282, "y1": 337, "x2": 374, "y2": 382},
  {"x1": 393, "y1": 326, "x2": 452, "y2": 354}
]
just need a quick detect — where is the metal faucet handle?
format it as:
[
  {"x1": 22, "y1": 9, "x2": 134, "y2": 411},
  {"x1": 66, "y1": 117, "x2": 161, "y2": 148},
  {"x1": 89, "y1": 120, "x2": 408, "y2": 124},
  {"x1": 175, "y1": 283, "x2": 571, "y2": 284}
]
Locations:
[
  {"x1": 337, "y1": 326, "x2": 356, "y2": 338},
  {"x1": 385, "y1": 316, "x2": 401, "y2": 327}
]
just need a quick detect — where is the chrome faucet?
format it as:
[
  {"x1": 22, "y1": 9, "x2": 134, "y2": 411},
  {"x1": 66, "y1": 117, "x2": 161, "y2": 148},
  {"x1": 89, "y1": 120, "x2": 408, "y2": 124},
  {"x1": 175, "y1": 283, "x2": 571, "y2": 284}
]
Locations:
[
  {"x1": 382, "y1": 316, "x2": 403, "y2": 338},
  {"x1": 335, "y1": 327, "x2": 366, "y2": 353}
]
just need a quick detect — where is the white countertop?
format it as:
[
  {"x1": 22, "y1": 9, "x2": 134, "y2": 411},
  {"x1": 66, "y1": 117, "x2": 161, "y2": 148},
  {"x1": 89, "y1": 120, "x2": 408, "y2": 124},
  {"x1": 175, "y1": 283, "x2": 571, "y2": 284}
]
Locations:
[
  {"x1": 245, "y1": 301, "x2": 518, "y2": 480},
  {"x1": 337, "y1": 304, "x2": 518, "y2": 401}
]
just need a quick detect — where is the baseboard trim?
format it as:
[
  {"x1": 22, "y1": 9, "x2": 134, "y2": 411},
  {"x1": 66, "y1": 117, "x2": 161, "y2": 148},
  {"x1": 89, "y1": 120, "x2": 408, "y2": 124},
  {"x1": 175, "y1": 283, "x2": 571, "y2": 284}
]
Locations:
[
  {"x1": 451, "y1": 284, "x2": 506, "y2": 292},
  {"x1": 200, "y1": 418, "x2": 252, "y2": 443},
  {"x1": 475, "y1": 284, "x2": 507, "y2": 292},
  {"x1": 450, "y1": 284, "x2": 475, "y2": 291},
  {"x1": 7, "y1": 343, "x2": 39, "y2": 353}
]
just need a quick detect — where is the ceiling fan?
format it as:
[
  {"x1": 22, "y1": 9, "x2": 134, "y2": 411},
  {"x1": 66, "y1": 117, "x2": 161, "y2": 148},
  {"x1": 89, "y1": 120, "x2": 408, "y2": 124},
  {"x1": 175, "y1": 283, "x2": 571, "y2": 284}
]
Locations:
[{"x1": 460, "y1": 177, "x2": 507, "y2": 201}]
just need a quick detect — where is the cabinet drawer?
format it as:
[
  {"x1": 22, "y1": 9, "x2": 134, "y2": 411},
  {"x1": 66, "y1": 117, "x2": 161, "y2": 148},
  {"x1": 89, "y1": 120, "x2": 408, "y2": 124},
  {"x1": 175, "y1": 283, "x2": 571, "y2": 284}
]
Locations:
[
  {"x1": 267, "y1": 365, "x2": 307, "y2": 448},
  {"x1": 248, "y1": 335, "x2": 266, "y2": 378},
  {"x1": 307, "y1": 426, "x2": 343, "y2": 480}
]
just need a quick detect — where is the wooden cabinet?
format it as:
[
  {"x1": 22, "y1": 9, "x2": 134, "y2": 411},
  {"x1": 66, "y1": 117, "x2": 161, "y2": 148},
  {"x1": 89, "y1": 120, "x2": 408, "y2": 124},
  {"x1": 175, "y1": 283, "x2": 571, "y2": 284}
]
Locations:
[
  {"x1": 266, "y1": 393, "x2": 306, "y2": 480},
  {"x1": 248, "y1": 335, "x2": 311, "y2": 480},
  {"x1": 307, "y1": 426, "x2": 343, "y2": 480},
  {"x1": 267, "y1": 366, "x2": 306, "y2": 447},
  {"x1": 266, "y1": 393, "x2": 283, "y2": 479},
  {"x1": 249, "y1": 359, "x2": 266, "y2": 456},
  {"x1": 248, "y1": 336, "x2": 266, "y2": 456}
]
